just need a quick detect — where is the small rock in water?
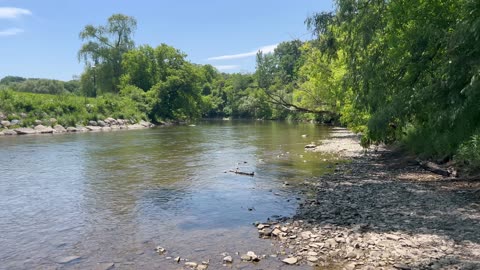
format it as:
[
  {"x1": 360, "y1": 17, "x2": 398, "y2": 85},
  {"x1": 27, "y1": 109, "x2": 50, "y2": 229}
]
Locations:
[
  {"x1": 93, "y1": 262, "x2": 114, "y2": 270},
  {"x1": 282, "y1": 257, "x2": 298, "y2": 265},
  {"x1": 155, "y1": 246, "x2": 166, "y2": 254},
  {"x1": 223, "y1": 256, "x2": 233, "y2": 264},
  {"x1": 174, "y1": 257, "x2": 180, "y2": 263},
  {"x1": 185, "y1": 262, "x2": 198, "y2": 268},
  {"x1": 57, "y1": 256, "x2": 81, "y2": 264}
]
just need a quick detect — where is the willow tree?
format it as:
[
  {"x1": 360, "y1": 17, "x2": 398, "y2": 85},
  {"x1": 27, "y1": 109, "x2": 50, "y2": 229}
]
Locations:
[{"x1": 78, "y1": 14, "x2": 137, "y2": 95}]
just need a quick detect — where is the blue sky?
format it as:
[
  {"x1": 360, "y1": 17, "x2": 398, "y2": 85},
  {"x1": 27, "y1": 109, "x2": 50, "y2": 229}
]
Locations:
[{"x1": 0, "y1": 1, "x2": 333, "y2": 81}]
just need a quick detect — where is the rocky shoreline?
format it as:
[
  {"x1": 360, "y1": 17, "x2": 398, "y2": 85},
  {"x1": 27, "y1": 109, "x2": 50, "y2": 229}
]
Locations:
[
  {"x1": 0, "y1": 117, "x2": 155, "y2": 136},
  {"x1": 256, "y1": 128, "x2": 480, "y2": 269}
]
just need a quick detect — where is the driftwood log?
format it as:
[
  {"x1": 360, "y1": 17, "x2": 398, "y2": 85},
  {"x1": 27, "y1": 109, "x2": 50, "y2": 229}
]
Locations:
[
  {"x1": 229, "y1": 170, "x2": 255, "y2": 176},
  {"x1": 419, "y1": 161, "x2": 452, "y2": 177}
]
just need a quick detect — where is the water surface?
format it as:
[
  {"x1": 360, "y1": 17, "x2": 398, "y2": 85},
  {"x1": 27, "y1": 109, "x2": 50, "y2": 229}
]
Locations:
[{"x1": 0, "y1": 120, "x2": 334, "y2": 269}]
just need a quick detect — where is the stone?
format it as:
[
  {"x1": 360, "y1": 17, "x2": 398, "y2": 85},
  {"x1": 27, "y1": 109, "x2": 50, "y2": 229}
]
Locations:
[
  {"x1": 307, "y1": 251, "x2": 318, "y2": 256},
  {"x1": 34, "y1": 125, "x2": 55, "y2": 134},
  {"x1": 307, "y1": 256, "x2": 319, "y2": 262},
  {"x1": 86, "y1": 126, "x2": 102, "y2": 132},
  {"x1": 34, "y1": 120, "x2": 43, "y2": 125},
  {"x1": 301, "y1": 231, "x2": 313, "y2": 239},
  {"x1": 305, "y1": 144, "x2": 316, "y2": 149},
  {"x1": 49, "y1": 118, "x2": 57, "y2": 124},
  {"x1": 127, "y1": 124, "x2": 145, "y2": 129},
  {"x1": 0, "y1": 112, "x2": 6, "y2": 120},
  {"x1": 241, "y1": 254, "x2": 252, "y2": 261},
  {"x1": 223, "y1": 256, "x2": 233, "y2": 263},
  {"x1": 14, "y1": 128, "x2": 36, "y2": 135},
  {"x1": 1, "y1": 120, "x2": 11, "y2": 127},
  {"x1": 10, "y1": 119, "x2": 20, "y2": 125},
  {"x1": 139, "y1": 120, "x2": 152, "y2": 127},
  {"x1": 272, "y1": 228, "x2": 282, "y2": 236},
  {"x1": 57, "y1": 256, "x2": 81, "y2": 264},
  {"x1": 54, "y1": 125, "x2": 66, "y2": 133},
  {"x1": 325, "y1": 238, "x2": 338, "y2": 248},
  {"x1": 88, "y1": 120, "x2": 98, "y2": 126},
  {"x1": 75, "y1": 126, "x2": 88, "y2": 132},
  {"x1": 66, "y1": 127, "x2": 78, "y2": 132},
  {"x1": 393, "y1": 264, "x2": 411, "y2": 270},
  {"x1": 101, "y1": 127, "x2": 112, "y2": 132},
  {"x1": 94, "y1": 262, "x2": 114, "y2": 270},
  {"x1": 174, "y1": 257, "x2": 180, "y2": 263},
  {"x1": 197, "y1": 265, "x2": 208, "y2": 270},
  {"x1": 97, "y1": 120, "x2": 106, "y2": 127},
  {"x1": 257, "y1": 223, "x2": 270, "y2": 230},
  {"x1": 246, "y1": 251, "x2": 260, "y2": 262},
  {"x1": 282, "y1": 257, "x2": 298, "y2": 265},
  {"x1": 386, "y1": 234, "x2": 401, "y2": 241},
  {"x1": 185, "y1": 262, "x2": 198, "y2": 268},
  {"x1": 3, "y1": 129, "x2": 17, "y2": 135},
  {"x1": 155, "y1": 246, "x2": 166, "y2": 254}
]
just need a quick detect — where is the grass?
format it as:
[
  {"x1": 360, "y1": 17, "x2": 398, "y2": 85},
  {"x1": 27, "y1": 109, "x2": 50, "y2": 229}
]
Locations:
[{"x1": 0, "y1": 90, "x2": 147, "y2": 128}]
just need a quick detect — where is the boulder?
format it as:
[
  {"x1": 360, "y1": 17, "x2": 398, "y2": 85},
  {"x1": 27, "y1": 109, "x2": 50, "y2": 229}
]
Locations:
[
  {"x1": 127, "y1": 124, "x2": 145, "y2": 130},
  {"x1": 54, "y1": 125, "x2": 67, "y2": 133},
  {"x1": 14, "y1": 128, "x2": 37, "y2": 135},
  {"x1": 49, "y1": 118, "x2": 58, "y2": 124},
  {"x1": 88, "y1": 120, "x2": 98, "y2": 126},
  {"x1": 34, "y1": 125, "x2": 55, "y2": 134},
  {"x1": 282, "y1": 257, "x2": 298, "y2": 265},
  {"x1": 1, "y1": 120, "x2": 11, "y2": 127},
  {"x1": 34, "y1": 120, "x2": 43, "y2": 125},
  {"x1": 75, "y1": 126, "x2": 88, "y2": 132},
  {"x1": 66, "y1": 127, "x2": 78, "y2": 132},
  {"x1": 10, "y1": 119, "x2": 20, "y2": 125},
  {"x1": 97, "y1": 120, "x2": 106, "y2": 127},
  {"x1": 139, "y1": 120, "x2": 150, "y2": 127},
  {"x1": 104, "y1": 117, "x2": 116, "y2": 125},
  {"x1": 223, "y1": 256, "x2": 233, "y2": 264},
  {"x1": 86, "y1": 126, "x2": 102, "y2": 132},
  {"x1": 3, "y1": 129, "x2": 17, "y2": 135}
]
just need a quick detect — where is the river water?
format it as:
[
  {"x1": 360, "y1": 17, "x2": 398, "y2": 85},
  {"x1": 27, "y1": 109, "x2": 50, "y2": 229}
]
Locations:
[{"x1": 0, "y1": 120, "x2": 336, "y2": 269}]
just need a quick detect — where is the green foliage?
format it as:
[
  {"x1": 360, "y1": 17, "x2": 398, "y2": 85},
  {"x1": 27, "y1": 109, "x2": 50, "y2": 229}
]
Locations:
[
  {"x1": 78, "y1": 13, "x2": 137, "y2": 94},
  {"x1": 0, "y1": 90, "x2": 146, "y2": 127},
  {"x1": 0, "y1": 76, "x2": 80, "y2": 95},
  {"x1": 455, "y1": 133, "x2": 480, "y2": 174}
]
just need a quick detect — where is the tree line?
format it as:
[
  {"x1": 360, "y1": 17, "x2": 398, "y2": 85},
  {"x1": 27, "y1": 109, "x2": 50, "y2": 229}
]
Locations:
[{"x1": 1, "y1": 1, "x2": 479, "y2": 171}]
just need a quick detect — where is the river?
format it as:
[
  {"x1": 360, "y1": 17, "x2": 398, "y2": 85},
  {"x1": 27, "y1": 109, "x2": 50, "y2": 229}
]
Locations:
[{"x1": 0, "y1": 120, "x2": 336, "y2": 269}]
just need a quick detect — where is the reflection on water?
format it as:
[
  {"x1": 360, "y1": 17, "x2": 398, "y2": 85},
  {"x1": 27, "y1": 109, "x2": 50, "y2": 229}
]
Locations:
[{"x1": 0, "y1": 120, "x2": 334, "y2": 269}]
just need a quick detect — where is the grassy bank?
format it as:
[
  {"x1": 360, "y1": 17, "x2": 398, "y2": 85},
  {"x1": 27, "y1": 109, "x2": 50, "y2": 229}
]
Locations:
[{"x1": 0, "y1": 90, "x2": 147, "y2": 128}]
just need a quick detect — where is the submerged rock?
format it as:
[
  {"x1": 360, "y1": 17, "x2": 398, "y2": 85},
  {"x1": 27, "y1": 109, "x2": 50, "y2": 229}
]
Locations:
[
  {"x1": 282, "y1": 257, "x2": 298, "y2": 265},
  {"x1": 223, "y1": 255, "x2": 233, "y2": 264}
]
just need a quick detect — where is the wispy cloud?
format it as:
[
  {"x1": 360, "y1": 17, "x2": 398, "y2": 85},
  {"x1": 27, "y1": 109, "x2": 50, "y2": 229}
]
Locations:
[
  {"x1": 214, "y1": 65, "x2": 240, "y2": 71},
  {"x1": 0, "y1": 7, "x2": 32, "y2": 19},
  {"x1": 0, "y1": 27, "x2": 24, "y2": 36},
  {"x1": 208, "y1": 44, "x2": 278, "y2": 61}
]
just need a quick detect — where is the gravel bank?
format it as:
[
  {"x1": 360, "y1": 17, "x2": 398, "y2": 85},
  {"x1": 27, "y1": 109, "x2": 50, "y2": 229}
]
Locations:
[{"x1": 259, "y1": 128, "x2": 480, "y2": 270}]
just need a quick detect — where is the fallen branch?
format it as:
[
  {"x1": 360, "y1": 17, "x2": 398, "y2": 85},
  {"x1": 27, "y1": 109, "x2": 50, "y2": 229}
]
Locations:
[
  {"x1": 229, "y1": 170, "x2": 255, "y2": 176},
  {"x1": 419, "y1": 161, "x2": 452, "y2": 177}
]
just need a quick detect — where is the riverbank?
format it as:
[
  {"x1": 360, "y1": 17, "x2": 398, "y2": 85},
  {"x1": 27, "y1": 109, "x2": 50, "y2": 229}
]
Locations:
[
  {"x1": 258, "y1": 128, "x2": 480, "y2": 269},
  {"x1": 0, "y1": 118, "x2": 155, "y2": 136}
]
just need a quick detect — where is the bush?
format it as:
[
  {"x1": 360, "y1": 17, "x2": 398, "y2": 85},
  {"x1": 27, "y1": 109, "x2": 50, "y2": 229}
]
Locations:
[{"x1": 455, "y1": 133, "x2": 480, "y2": 174}]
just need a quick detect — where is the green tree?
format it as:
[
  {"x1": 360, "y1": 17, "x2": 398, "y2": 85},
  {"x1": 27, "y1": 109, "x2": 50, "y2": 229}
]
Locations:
[{"x1": 78, "y1": 14, "x2": 137, "y2": 94}]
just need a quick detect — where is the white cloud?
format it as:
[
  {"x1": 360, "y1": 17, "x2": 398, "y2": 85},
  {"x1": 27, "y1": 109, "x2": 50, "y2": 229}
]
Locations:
[
  {"x1": 208, "y1": 44, "x2": 278, "y2": 61},
  {"x1": 0, "y1": 7, "x2": 32, "y2": 19},
  {"x1": 214, "y1": 65, "x2": 240, "y2": 71},
  {"x1": 0, "y1": 27, "x2": 24, "y2": 36}
]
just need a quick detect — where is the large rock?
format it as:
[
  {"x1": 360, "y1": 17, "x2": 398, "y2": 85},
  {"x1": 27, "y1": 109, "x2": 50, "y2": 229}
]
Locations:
[
  {"x1": 88, "y1": 120, "x2": 98, "y2": 126},
  {"x1": 54, "y1": 125, "x2": 67, "y2": 133},
  {"x1": 14, "y1": 128, "x2": 37, "y2": 135},
  {"x1": 127, "y1": 124, "x2": 145, "y2": 130},
  {"x1": 1, "y1": 120, "x2": 11, "y2": 127},
  {"x1": 34, "y1": 125, "x2": 55, "y2": 134},
  {"x1": 104, "y1": 117, "x2": 116, "y2": 125},
  {"x1": 282, "y1": 257, "x2": 298, "y2": 265},
  {"x1": 66, "y1": 127, "x2": 78, "y2": 132},
  {"x1": 3, "y1": 129, "x2": 17, "y2": 135},
  {"x1": 34, "y1": 120, "x2": 43, "y2": 125},
  {"x1": 86, "y1": 126, "x2": 102, "y2": 132},
  {"x1": 139, "y1": 120, "x2": 151, "y2": 127},
  {"x1": 10, "y1": 119, "x2": 20, "y2": 125},
  {"x1": 97, "y1": 120, "x2": 106, "y2": 127},
  {"x1": 75, "y1": 126, "x2": 88, "y2": 132}
]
